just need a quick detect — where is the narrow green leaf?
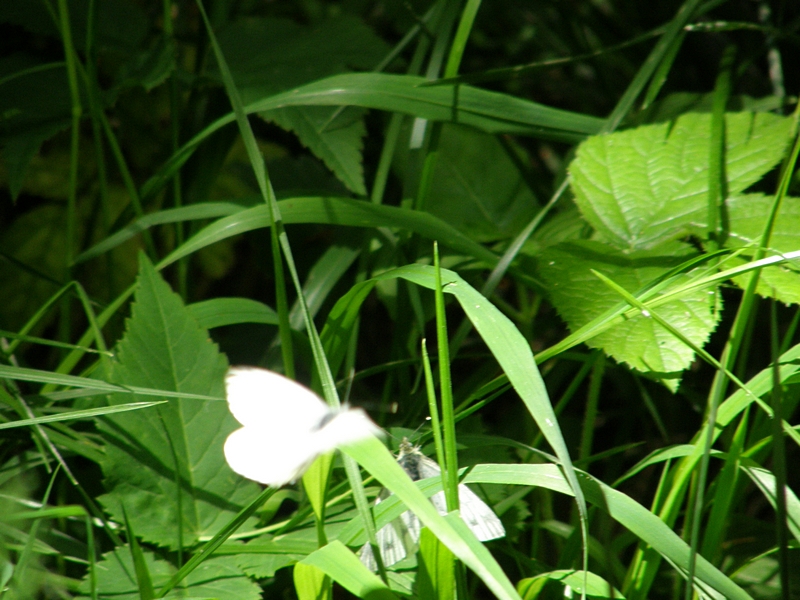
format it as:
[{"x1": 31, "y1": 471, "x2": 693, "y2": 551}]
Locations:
[
  {"x1": 186, "y1": 297, "x2": 278, "y2": 329},
  {"x1": 141, "y1": 73, "x2": 604, "y2": 201},
  {"x1": 417, "y1": 527, "x2": 455, "y2": 600},
  {"x1": 293, "y1": 562, "x2": 331, "y2": 600},
  {"x1": 121, "y1": 506, "x2": 155, "y2": 600},
  {"x1": 0, "y1": 401, "x2": 165, "y2": 431},
  {"x1": 300, "y1": 541, "x2": 397, "y2": 600},
  {"x1": 342, "y1": 436, "x2": 521, "y2": 600},
  {"x1": 157, "y1": 197, "x2": 499, "y2": 271}
]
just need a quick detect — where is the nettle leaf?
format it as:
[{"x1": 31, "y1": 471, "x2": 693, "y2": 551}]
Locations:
[
  {"x1": 214, "y1": 15, "x2": 389, "y2": 196},
  {"x1": 76, "y1": 547, "x2": 260, "y2": 600},
  {"x1": 569, "y1": 112, "x2": 794, "y2": 250},
  {"x1": 706, "y1": 194, "x2": 800, "y2": 305},
  {"x1": 97, "y1": 253, "x2": 259, "y2": 549},
  {"x1": 263, "y1": 106, "x2": 367, "y2": 196},
  {"x1": 536, "y1": 240, "x2": 720, "y2": 383}
]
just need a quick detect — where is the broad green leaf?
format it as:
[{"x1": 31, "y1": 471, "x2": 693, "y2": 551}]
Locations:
[
  {"x1": 76, "y1": 547, "x2": 259, "y2": 600},
  {"x1": 236, "y1": 546, "x2": 306, "y2": 580},
  {"x1": 96, "y1": 254, "x2": 260, "y2": 549},
  {"x1": 570, "y1": 111, "x2": 794, "y2": 249},
  {"x1": 535, "y1": 240, "x2": 718, "y2": 381},
  {"x1": 221, "y1": 516, "x2": 344, "y2": 579},
  {"x1": 702, "y1": 194, "x2": 800, "y2": 305},
  {"x1": 396, "y1": 124, "x2": 539, "y2": 242}
]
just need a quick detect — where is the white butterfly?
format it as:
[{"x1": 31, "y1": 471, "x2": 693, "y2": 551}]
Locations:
[
  {"x1": 359, "y1": 438, "x2": 505, "y2": 570},
  {"x1": 223, "y1": 366, "x2": 381, "y2": 487}
]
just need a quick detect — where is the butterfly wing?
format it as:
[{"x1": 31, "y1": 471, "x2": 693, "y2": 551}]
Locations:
[
  {"x1": 224, "y1": 367, "x2": 380, "y2": 487},
  {"x1": 396, "y1": 447, "x2": 441, "y2": 545},
  {"x1": 359, "y1": 493, "x2": 411, "y2": 570},
  {"x1": 224, "y1": 425, "x2": 319, "y2": 487},
  {"x1": 399, "y1": 441, "x2": 505, "y2": 541},
  {"x1": 359, "y1": 522, "x2": 409, "y2": 570},
  {"x1": 225, "y1": 367, "x2": 329, "y2": 433},
  {"x1": 456, "y1": 483, "x2": 505, "y2": 541},
  {"x1": 224, "y1": 367, "x2": 332, "y2": 486},
  {"x1": 359, "y1": 440, "x2": 504, "y2": 570}
]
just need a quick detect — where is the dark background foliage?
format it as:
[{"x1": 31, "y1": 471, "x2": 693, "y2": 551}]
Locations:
[{"x1": 1, "y1": 0, "x2": 799, "y2": 598}]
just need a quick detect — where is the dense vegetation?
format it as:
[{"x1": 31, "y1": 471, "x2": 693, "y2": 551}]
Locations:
[{"x1": 1, "y1": 0, "x2": 799, "y2": 598}]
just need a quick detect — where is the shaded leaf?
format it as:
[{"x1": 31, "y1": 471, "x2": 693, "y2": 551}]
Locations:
[
  {"x1": 115, "y1": 35, "x2": 176, "y2": 91},
  {"x1": 396, "y1": 124, "x2": 538, "y2": 242},
  {"x1": 0, "y1": 64, "x2": 72, "y2": 199},
  {"x1": 0, "y1": 205, "x2": 70, "y2": 330},
  {"x1": 214, "y1": 15, "x2": 389, "y2": 101}
]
